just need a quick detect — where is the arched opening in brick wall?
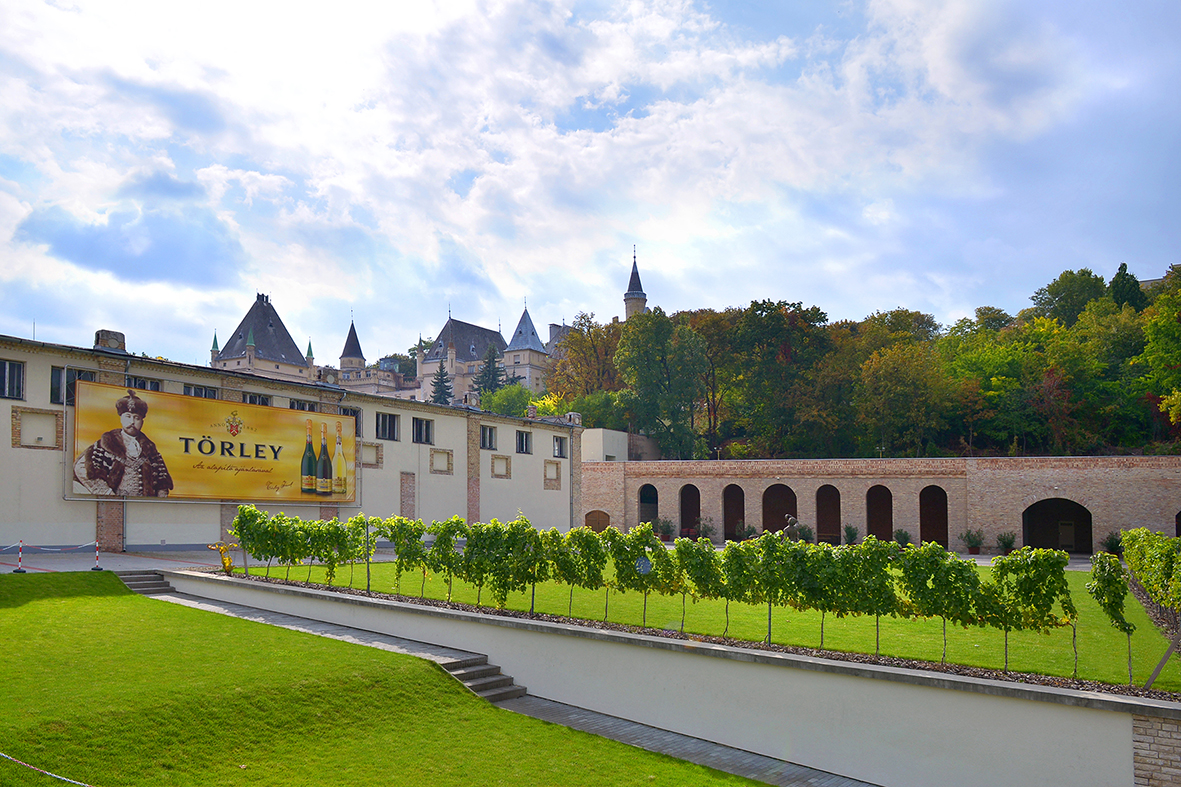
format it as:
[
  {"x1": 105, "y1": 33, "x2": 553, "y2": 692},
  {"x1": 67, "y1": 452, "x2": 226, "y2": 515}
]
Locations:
[
  {"x1": 585, "y1": 510, "x2": 610, "y2": 532},
  {"x1": 762, "y1": 484, "x2": 797, "y2": 533},
  {"x1": 817, "y1": 485, "x2": 840, "y2": 542},
  {"x1": 1023, "y1": 498, "x2": 1092, "y2": 554},
  {"x1": 866, "y1": 485, "x2": 893, "y2": 541},
  {"x1": 919, "y1": 485, "x2": 949, "y2": 547},
  {"x1": 723, "y1": 484, "x2": 745, "y2": 540},
  {"x1": 639, "y1": 484, "x2": 659, "y2": 528},
  {"x1": 680, "y1": 484, "x2": 701, "y2": 538}
]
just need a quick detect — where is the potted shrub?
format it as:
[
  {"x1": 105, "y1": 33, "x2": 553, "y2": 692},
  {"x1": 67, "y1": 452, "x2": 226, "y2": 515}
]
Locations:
[
  {"x1": 996, "y1": 531, "x2": 1017, "y2": 555},
  {"x1": 959, "y1": 528, "x2": 984, "y2": 555},
  {"x1": 893, "y1": 529, "x2": 912, "y2": 548},
  {"x1": 1099, "y1": 531, "x2": 1123, "y2": 556},
  {"x1": 654, "y1": 518, "x2": 675, "y2": 542},
  {"x1": 843, "y1": 524, "x2": 859, "y2": 545}
]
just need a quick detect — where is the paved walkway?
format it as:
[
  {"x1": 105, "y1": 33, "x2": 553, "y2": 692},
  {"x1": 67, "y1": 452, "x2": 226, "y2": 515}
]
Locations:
[{"x1": 150, "y1": 586, "x2": 877, "y2": 787}]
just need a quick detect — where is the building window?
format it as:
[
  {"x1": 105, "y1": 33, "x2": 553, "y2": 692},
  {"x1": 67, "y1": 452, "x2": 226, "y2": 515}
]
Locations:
[
  {"x1": 480, "y1": 425, "x2": 497, "y2": 450},
  {"x1": 341, "y1": 406, "x2": 362, "y2": 436},
  {"x1": 376, "y1": 412, "x2": 398, "y2": 441},
  {"x1": 516, "y1": 430, "x2": 532, "y2": 455},
  {"x1": 243, "y1": 393, "x2": 271, "y2": 406},
  {"x1": 1, "y1": 360, "x2": 24, "y2": 400},
  {"x1": 50, "y1": 367, "x2": 96, "y2": 405},
  {"x1": 412, "y1": 417, "x2": 433, "y2": 445},
  {"x1": 513, "y1": 355, "x2": 521, "y2": 364},
  {"x1": 289, "y1": 398, "x2": 317, "y2": 412},
  {"x1": 184, "y1": 384, "x2": 218, "y2": 399},
  {"x1": 553, "y1": 436, "x2": 567, "y2": 458},
  {"x1": 125, "y1": 376, "x2": 161, "y2": 392}
]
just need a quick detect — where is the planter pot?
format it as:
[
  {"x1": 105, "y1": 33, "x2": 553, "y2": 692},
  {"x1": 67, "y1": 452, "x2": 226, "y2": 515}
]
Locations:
[{"x1": 968, "y1": 546, "x2": 981, "y2": 555}]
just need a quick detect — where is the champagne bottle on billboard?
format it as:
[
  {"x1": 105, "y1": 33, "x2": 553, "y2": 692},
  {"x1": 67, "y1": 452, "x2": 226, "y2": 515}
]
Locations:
[
  {"x1": 301, "y1": 419, "x2": 316, "y2": 494},
  {"x1": 316, "y1": 422, "x2": 332, "y2": 495},
  {"x1": 333, "y1": 421, "x2": 346, "y2": 495}
]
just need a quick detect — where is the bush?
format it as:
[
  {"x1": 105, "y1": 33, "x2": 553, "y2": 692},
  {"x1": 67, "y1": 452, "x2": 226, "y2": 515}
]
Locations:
[
  {"x1": 843, "y1": 524, "x2": 859, "y2": 545},
  {"x1": 959, "y1": 529, "x2": 984, "y2": 549},
  {"x1": 796, "y1": 525, "x2": 814, "y2": 543},
  {"x1": 1099, "y1": 531, "x2": 1123, "y2": 556},
  {"x1": 893, "y1": 529, "x2": 911, "y2": 548},
  {"x1": 997, "y1": 531, "x2": 1017, "y2": 552}
]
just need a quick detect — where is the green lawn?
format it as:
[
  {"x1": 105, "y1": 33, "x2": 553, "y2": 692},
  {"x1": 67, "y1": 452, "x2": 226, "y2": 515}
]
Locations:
[
  {"x1": 1, "y1": 572, "x2": 761, "y2": 787},
  {"x1": 250, "y1": 558, "x2": 1181, "y2": 692}
]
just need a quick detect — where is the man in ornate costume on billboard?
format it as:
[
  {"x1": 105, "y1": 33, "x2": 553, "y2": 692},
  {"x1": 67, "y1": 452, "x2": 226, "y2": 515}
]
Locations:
[{"x1": 74, "y1": 389, "x2": 173, "y2": 497}]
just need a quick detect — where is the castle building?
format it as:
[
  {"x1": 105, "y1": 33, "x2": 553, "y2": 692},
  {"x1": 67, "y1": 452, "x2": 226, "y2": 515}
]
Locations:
[
  {"x1": 503, "y1": 307, "x2": 548, "y2": 394},
  {"x1": 416, "y1": 317, "x2": 507, "y2": 400},
  {"x1": 211, "y1": 293, "x2": 314, "y2": 382}
]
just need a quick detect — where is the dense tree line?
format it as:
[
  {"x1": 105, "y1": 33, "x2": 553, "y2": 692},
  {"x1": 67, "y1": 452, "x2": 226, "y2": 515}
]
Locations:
[{"x1": 534, "y1": 265, "x2": 1181, "y2": 459}]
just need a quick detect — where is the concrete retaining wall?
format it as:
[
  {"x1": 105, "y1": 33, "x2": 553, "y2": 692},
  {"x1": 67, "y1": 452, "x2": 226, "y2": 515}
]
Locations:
[{"x1": 167, "y1": 570, "x2": 1181, "y2": 787}]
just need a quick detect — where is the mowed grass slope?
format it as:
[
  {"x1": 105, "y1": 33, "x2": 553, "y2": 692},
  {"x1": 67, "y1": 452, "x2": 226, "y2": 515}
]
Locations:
[
  {"x1": 259, "y1": 559, "x2": 1181, "y2": 692},
  {"x1": 1, "y1": 572, "x2": 759, "y2": 787}
]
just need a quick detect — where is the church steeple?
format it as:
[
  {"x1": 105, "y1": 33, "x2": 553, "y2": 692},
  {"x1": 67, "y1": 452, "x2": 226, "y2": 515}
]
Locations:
[{"x1": 624, "y1": 246, "x2": 647, "y2": 320}]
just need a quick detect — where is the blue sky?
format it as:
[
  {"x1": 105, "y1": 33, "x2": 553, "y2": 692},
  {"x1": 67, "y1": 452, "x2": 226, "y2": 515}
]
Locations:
[{"x1": 0, "y1": 0, "x2": 1177, "y2": 366}]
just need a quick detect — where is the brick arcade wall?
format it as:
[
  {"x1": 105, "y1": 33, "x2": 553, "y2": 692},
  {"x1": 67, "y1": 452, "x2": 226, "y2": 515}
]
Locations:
[
  {"x1": 580, "y1": 456, "x2": 1181, "y2": 550},
  {"x1": 1134, "y1": 714, "x2": 1181, "y2": 786}
]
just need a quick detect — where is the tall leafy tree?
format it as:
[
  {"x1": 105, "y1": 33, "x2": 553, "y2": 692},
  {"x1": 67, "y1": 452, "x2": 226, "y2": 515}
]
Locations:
[
  {"x1": 614, "y1": 307, "x2": 707, "y2": 459},
  {"x1": 857, "y1": 341, "x2": 952, "y2": 456},
  {"x1": 733, "y1": 300, "x2": 829, "y2": 456},
  {"x1": 1108, "y1": 262, "x2": 1148, "y2": 311},
  {"x1": 1029, "y1": 268, "x2": 1107, "y2": 327},
  {"x1": 545, "y1": 312, "x2": 623, "y2": 398},
  {"x1": 685, "y1": 307, "x2": 742, "y2": 458}
]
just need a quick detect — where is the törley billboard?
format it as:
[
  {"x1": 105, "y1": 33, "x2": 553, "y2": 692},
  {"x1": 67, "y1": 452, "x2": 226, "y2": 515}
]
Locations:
[{"x1": 71, "y1": 381, "x2": 356, "y2": 503}]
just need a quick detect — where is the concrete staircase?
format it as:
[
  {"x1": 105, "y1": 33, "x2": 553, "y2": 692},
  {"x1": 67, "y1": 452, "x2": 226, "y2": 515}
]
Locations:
[
  {"x1": 115, "y1": 570, "x2": 174, "y2": 595},
  {"x1": 443, "y1": 655, "x2": 527, "y2": 703}
]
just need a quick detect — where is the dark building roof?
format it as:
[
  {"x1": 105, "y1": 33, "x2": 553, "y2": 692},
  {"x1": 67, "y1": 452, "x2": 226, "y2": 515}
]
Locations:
[
  {"x1": 340, "y1": 321, "x2": 364, "y2": 362},
  {"x1": 216, "y1": 293, "x2": 308, "y2": 368},
  {"x1": 424, "y1": 318, "x2": 506, "y2": 364},
  {"x1": 625, "y1": 259, "x2": 645, "y2": 298},
  {"x1": 546, "y1": 323, "x2": 571, "y2": 354},
  {"x1": 505, "y1": 308, "x2": 547, "y2": 353}
]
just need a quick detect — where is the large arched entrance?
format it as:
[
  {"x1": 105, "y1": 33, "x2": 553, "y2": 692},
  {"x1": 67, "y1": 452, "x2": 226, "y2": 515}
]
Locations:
[
  {"x1": 817, "y1": 485, "x2": 841, "y2": 543},
  {"x1": 1023, "y1": 498, "x2": 1092, "y2": 553},
  {"x1": 919, "y1": 485, "x2": 949, "y2": 547},
  {"x1": 639, "y1": 484, "x2": 658, "y2": 528},
  {"x1": 585, "y1": 510, "x2": 610, "y2": 532},
  {"x1": 680, "y1": 484, "x2": 701, "y2": 538},
  {"x1": 867, "y1": 485, "x2": 893, "y2": 542},
  {"x1": 723, "y1": 484, "x2": 745, "y2": 541},
  {"x1": 762, "y1": 484, "x2": 797, "y2": 533}
]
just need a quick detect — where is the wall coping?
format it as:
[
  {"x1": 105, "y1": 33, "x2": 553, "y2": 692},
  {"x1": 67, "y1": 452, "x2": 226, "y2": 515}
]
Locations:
[{"x1": 167, "y1": 568, "x2": 1181, "y2": 721}]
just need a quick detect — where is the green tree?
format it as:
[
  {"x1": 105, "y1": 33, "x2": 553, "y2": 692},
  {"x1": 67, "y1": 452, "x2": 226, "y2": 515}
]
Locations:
[
  {"x1": 426, "y1": 515, "x2": 469, "y2": 602},
  {"x1": 482, "y1": 384, "x2": 533, "y2": 417},
  {"x1": 461, "y1": 520, "x2": 503, "y2": 606},
  {"x1": 545, "y1": 312, "x2": 624, "y2": 398},
  {"x1": 897, "y1": 542, "x2": 980, "y2": 663},
  {"x1": 1109, "y1": 262, "x2": 1148, "y2": 312},
  {"x1": 733, "y1": 300, "x2": 829, "y2": 457},
  {"x1": 615, "y1": 308, "x2": 707, "y2": 459},
  {"x1": 429, "y1": 362, "x2": 453, "y2": 404},
  {"x1": 1087, "y1": 552, "x2": 1136, "y2": 684},
  {"x1": 472, "y1": 343, "x2": 506, "y2": 395},
  {"x1": 1030, "y1": 268, "x2": 1107, "y2": 327},
  {"x1": 685, "y1": 307, "x2": 742, "y2": 459},
  {"x1": 857, "y1": 341, "x2": 952, "y2": 456}
]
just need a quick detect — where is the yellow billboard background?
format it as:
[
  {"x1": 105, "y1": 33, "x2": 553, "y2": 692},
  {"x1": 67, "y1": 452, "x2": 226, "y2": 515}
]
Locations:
[{"x1": 73, "y1": 381, "x2": 356, "y2": 502}]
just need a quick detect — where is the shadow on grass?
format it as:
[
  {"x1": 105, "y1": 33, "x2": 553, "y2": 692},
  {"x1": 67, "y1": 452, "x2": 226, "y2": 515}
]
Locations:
[{"x1": 0, "y1": 571, "x2": 131, "y2": 608}]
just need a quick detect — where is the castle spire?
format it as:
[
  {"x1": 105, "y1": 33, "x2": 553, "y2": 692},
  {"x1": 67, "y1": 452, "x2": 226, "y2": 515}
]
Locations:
[{"x1": 624, "y1": 247, "x2": 647, "y2": 320}]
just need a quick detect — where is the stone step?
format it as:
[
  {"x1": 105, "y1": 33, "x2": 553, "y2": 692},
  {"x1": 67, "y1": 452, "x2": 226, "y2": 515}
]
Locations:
[
  {"x1": 115, "y1": 570, "x2": 175, "y2": 596},
  {"x1": 478, "y1": 684, "x2": 528, "y2": 703},
  {"x1": 448, "y1": 663, "x2": 502, "y2": 682},
  {"x1": 466, "y1": 673, "x2": 515, "y2": 693}
]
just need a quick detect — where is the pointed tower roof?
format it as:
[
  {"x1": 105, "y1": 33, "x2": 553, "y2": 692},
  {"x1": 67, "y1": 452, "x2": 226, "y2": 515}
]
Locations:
[
  {"x1": 215, "y1": 293, "x2": 307, "y2": 367},
  {"x1": 211, "y1": 332, "x2": 219, "y2": 352},
  {"x1": 246, "y1": 329, "x2": 255, "y2": 347},
  {"x1": 625, "y1": 247, "x2": 645, "y2": 298},
  {"x1": 505, "y1": 307, "x2": 546, "y2": 354},
  {"x1": 340, "y1": 321, "x2": 364, "y2": 362},
  {"x1": 306, "y1": 341, "x2": 314, "y2": 359}
]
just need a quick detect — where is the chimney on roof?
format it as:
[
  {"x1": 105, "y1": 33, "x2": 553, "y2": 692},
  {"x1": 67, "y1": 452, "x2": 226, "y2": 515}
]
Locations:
[{"x1": 94, "y1": 329, "x2": 126, "y2": 353}]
